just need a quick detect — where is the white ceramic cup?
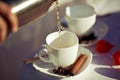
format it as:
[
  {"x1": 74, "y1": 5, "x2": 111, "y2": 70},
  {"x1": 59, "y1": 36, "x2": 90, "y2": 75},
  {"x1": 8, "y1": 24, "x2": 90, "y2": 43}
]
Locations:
[
  {"x1": 39, "y1": 31, "x2": 79, "y2": 68},
  {"x1": 65, "y1": 3, "x2": 96, "y2": 37}
]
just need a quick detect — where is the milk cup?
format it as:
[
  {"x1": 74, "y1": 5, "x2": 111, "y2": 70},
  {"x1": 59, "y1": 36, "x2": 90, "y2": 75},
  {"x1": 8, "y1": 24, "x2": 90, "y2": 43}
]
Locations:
[
  {"x1": 65, "y1": 3, "x2": 96, "y2": 37},
  {"x1": 39, "y1": 31, "x2": 79, "y2": 68}
]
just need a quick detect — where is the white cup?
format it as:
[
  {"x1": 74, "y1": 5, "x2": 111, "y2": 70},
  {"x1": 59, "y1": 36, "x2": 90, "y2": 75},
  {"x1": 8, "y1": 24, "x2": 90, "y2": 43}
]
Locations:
[
  {"x1": 65, "y1": 3, "x2": 96, "y2": 37},
  {"x1": 39, "y1": 31, "x2": 79, "y2": 68}
]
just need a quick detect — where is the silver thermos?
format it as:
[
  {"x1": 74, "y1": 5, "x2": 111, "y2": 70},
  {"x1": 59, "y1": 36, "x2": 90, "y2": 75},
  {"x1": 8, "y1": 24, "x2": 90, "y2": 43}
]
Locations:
[{"x1": 3, "y1": 0, "x2": 55, "y2": 26}]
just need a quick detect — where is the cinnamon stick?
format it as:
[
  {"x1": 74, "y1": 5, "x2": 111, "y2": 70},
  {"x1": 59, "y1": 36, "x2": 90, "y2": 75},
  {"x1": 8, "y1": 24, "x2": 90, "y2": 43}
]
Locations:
[
  {"x1": 23, "y1": 54, "x2": 48, "y2": 64},
  {"x1": 70, "y1": 54, "x2": 87, "y2": 75},
  {"x1": 24, "y1": 57, "x2": 39, "y2": 64}
]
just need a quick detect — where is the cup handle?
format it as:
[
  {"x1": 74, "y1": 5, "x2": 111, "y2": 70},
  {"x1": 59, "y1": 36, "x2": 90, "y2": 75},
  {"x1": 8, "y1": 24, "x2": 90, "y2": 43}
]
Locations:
[{"x1": 39, "y1": 44, "x2": 51, "y2": 63}]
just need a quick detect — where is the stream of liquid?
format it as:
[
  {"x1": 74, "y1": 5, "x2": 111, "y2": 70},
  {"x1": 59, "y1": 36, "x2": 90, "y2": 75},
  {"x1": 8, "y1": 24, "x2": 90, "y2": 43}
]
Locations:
[{"x1": 55, "y1": 0, "x2": 62, "y2": 48}]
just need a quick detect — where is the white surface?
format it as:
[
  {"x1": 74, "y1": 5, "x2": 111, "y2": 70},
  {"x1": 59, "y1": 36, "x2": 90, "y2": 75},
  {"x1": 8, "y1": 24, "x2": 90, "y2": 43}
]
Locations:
[{"x1": 86, "y1": 0, "x2": 120, "y2": 15}]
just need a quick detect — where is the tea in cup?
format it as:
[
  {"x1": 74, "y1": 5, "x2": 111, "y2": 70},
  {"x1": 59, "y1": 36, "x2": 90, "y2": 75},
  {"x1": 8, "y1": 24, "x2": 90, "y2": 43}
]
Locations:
[
  {"x1": 65, "y1": 3, "x2": 96, "y2": 37},
  {"x1": 39, "y1": 31, "x2": 79, "y2": 68}
]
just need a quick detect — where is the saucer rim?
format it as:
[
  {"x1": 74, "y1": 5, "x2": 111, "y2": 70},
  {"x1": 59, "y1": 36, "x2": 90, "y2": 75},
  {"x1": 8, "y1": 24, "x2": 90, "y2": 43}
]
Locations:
[
  {"x1": 61, "y1": 18, "x2": 109, "y2": 46},
  {"x1": 32, "y1": 45, "x2": 93, "y2": 78}
]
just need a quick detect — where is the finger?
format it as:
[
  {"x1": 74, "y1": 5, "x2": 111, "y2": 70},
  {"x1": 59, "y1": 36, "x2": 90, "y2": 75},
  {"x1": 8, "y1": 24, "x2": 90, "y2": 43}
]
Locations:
[
  {"x1": 0, "y1": 1, "x2": 11, "y2": 15},
  {"x1": 0, "y1": 16, "x2": 7, "y2": 43},
  {"x1": 7, "y1": 13, "x2": 18, "y2": 33},
  {"x1": 0, "y1": 1, "x2": 18, "y2": 33}
]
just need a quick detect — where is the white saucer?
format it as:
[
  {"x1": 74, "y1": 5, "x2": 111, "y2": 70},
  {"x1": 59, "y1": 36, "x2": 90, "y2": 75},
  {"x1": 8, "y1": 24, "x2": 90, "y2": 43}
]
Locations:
[
  {"x1": 33, "y1": 45, "x2": 93, "y2": 78},
  {"x1": 61, "y1": 18, "x2": 109, "y2": 46}
]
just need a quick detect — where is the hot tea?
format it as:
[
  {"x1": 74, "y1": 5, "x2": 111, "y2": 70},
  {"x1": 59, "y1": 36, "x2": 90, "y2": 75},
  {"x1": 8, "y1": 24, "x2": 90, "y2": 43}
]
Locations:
[{"x1": 55, "y1": 0, "x2": 62, "y2": 48}]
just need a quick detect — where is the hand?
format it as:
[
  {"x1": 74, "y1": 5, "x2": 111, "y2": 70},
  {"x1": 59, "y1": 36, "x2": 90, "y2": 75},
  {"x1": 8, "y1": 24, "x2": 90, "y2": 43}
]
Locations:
[{"x1": 0, "y1": 1, "x2": 18, "y2": 43}]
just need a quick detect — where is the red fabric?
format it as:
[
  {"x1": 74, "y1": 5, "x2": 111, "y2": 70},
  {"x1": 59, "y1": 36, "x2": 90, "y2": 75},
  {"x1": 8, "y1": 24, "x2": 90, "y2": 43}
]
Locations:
[
  {"x1": 113, "y1": 50, "x2": 120, "y2": 65},
  {"x1": 96, "y1": 40, "x2": 114, "y2": 53}
]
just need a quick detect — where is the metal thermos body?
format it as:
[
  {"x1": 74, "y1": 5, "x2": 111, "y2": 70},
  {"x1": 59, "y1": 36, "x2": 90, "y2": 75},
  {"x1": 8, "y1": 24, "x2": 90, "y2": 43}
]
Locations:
[{"x1": 3, "y1": 0, "x2": 54, "y2": 26}]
